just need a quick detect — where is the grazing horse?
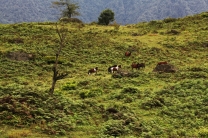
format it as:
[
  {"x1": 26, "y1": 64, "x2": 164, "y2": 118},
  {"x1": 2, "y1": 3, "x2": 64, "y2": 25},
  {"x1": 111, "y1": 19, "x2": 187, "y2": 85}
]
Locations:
[
  {"x1": 88, "y1": 67, "x2": 98, "y2": 75},
  {"x1": 108, "y1": 65, "x2": 117, "y2": 73},
  {"x1": 131, "y1": 63, "x2": 139, "y2": 70},
  {"x1": 108, "y1": 65, "x2": 121, "y2": 73},
  {"x1": 157, "y1": 61, "x2": 168, "y2": 66},
  {"x1": 125, "y1": 51, "x2": 131, "y2": 57},
  {"x1": 131, "y1": 63, "x2": 145, "y2": 70}
]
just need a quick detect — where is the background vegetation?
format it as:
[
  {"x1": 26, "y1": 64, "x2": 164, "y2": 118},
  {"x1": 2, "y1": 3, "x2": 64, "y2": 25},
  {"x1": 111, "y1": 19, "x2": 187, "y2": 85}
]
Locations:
[
  {"x1": 0, "y1": 0, "x2": 208, "y2": 24},
  {"x1": 0, "y1": 11, "x2": 208, "y2": 137}
]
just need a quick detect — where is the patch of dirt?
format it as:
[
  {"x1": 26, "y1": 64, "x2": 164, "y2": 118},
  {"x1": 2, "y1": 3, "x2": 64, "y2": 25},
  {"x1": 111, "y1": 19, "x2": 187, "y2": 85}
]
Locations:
[
  {"x1": 6, "y1": 51, "x2": 35, "y2": 61},
  {"x1": 153, "y1": 64, "x2": 177, "y2": 73}
]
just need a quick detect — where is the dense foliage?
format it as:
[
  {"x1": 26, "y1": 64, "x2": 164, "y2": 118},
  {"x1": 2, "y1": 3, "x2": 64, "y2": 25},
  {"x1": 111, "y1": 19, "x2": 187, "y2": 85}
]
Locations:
[
  {"x1": 0, "y1": 11, "x2": 208, "y2": 137},
  {"x1": 98, "y1": 9, "x2": 115, "y2": 25}
]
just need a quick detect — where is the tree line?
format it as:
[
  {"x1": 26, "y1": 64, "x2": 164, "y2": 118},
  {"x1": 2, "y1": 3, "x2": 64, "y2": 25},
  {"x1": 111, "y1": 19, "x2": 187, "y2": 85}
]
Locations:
[{"x1": 52, "y1": 0, "x2": 115, "y2": 25}]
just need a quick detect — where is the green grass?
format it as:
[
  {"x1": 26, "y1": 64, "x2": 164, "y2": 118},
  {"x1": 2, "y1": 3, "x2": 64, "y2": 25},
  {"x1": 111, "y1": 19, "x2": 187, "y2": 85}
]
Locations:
[{"x1": 0, "y1": 12, "x2": 208, "y2": 137}]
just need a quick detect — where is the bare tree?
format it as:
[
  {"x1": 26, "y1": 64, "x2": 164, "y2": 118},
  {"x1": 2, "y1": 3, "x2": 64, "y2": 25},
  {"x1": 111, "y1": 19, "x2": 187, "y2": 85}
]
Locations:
[{"x1": 49, "y1": 24, "x2": 69, "y2": 95}]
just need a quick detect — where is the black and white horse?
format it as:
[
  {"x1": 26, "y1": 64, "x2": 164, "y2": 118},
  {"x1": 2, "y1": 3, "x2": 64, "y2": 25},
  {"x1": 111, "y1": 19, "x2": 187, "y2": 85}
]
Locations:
[
  {"x1": 108, "y1": 65, "x2": 121, "y2": 73},
  {"x1": 88, "y1": 67, "x2": 98, "y2": 75}
]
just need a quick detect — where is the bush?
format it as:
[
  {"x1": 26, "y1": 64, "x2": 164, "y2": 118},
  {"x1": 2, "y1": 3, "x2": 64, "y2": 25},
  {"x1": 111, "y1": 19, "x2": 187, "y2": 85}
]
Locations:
[
  {"x1": 78, "y1": 80, "x2": 89, "y2": 86},
  {"x1": 163, "y1": 17, "x2": 177, "y2": 23},
  {"x1": 79, "y1": 88, "x2": 103, "y2": 99},
  {"x1": 198, "y1": 127, "x2": 208, "y2": 137},
  {"x1": 110, "y1": 21, "x2": 120, "y2": 31},
  {"x1": 62, "y1": 82, "x2": 77, "y2": 90},
  {"x1": 166, "y1": 29, "x2": 180, "y2": 35},
  {"x1": 141, "y1": 97, "x2": 165, "y2": 109},
  {"x1": 59, "y1": 17, "x2": 83, "y2": 24},
  {"x1": 121, "y1": 87, "x2": 140, "y2": 94},
  {"x1": 100, "y1": 120, "x2": 129, "y2": 137},
  {"x1": 112, "y1": 73, "x2": 123, "y2": 78}
]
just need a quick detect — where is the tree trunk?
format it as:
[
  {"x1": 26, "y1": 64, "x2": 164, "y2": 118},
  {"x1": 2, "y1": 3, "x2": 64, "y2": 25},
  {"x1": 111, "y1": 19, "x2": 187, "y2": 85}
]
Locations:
[
  {"x1": 49, "y1": 79, "x2": 57, "y2": 95},
  {"x1": 49, "y1": 65, "x2": 58, "y2": 95}
]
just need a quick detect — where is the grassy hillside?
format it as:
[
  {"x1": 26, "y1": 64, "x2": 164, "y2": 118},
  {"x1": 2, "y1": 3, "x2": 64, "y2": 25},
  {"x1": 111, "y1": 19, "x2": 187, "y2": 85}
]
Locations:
[{"x1": 0, "y1": 12, "x2": 208, "y2": 138}]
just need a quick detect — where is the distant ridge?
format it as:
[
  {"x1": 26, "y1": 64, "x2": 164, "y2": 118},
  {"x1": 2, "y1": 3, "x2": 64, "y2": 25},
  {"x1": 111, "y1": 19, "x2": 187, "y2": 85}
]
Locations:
[{"x1": 0, "y1": 0, "x2": 208, "y2": 24}]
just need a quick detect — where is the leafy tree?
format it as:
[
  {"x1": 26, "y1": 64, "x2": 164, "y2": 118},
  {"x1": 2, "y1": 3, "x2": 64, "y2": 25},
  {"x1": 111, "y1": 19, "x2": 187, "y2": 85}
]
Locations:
[
  {"x1": 98, "y1": 9, "x2": 115, "y2": 25},
  {"x1": 52, "y1": 0, "x2": 80, "y2": 18}
]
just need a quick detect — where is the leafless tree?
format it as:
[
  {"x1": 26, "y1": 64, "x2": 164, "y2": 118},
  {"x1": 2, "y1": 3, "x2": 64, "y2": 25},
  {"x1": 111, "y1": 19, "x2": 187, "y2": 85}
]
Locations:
[{"x1": 49, "y1": 24, "x2": 69, "y2": 95}]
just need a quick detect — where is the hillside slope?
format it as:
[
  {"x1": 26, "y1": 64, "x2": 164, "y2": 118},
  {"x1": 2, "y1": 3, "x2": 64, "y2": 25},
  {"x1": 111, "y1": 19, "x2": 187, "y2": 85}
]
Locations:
[
  {"x1": 0, "y1": 12, "x2": 208, "y2": 137},
  {"x1": 0, "y1": 0, "x2": 208, "y2": 24}
]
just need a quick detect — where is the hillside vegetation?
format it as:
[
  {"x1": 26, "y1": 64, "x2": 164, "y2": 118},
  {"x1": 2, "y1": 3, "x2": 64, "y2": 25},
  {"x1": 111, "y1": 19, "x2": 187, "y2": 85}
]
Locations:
[{"x1": 0, "y1": 12, "x2": 208, "y2": 138}]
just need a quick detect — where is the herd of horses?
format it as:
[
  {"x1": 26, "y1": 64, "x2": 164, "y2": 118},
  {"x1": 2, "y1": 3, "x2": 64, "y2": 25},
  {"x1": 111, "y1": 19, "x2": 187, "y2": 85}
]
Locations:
[{"x1": 88, "y1": 51, "x2": 168, "y2": 75}]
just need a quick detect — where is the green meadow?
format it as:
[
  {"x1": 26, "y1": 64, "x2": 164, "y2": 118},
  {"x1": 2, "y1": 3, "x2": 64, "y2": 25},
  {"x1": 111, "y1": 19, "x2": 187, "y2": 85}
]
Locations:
[{"x1": 0, "y1": 12, "x2": 208, "y2": 138}]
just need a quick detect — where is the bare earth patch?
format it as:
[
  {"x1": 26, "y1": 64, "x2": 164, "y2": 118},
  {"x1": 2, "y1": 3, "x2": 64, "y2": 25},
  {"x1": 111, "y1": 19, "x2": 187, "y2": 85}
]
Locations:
[
  {"x1": 153, "y1": 64, "x2": 177, "y2": 73},
  {"x1": 6, "y1": 51, "x2": 35, "y2": 61}
]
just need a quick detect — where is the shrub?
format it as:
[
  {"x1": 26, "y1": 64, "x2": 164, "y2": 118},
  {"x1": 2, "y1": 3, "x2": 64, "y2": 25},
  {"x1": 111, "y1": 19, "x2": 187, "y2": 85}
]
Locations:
[
  {"x1": 89, "y1": 21, "x2": 97, "y2": 25},
  {"x1": 7, "y1": 37, "x2": 24, "y2": 44},
  {"x1": 112, "y1": 73, "x2": 122, "y2": 78},
  {"x1": 78, "y1": 80, "x2": 89, "y2": 86},
  {"x1": 163, "y1": 17, "x2": 177, "y2": 23},
  {"x1": 201, "y1": 12, "x2": 208, "y2": 18},
  {"x1": 198, "y1": 127, "x2": 208, "y2": 137},
  {"x1": 141, "y1": 97, "x2": 165, "y2": 109},
  {"x1": 100, "y1": 120, "x2": 129, "y2": 137},
  {"x1": 62, "y1": 82, "x2": 77, "y2": 90},
  {"x1": 59, "y1": 17, "x2": 83, "y2": 24},
  {"x1": 121, "y1": 87, "x2": 140, "y2": 94},
  {"x1": 110, "y1": 21, "x2": 120, "y2": 31},
  {"x1": 79, "y1": 88, "x2": 103, "y2": 99},
  {"x1": 148, "y1": 20, "x2": 163, "y2": 28},
  {"x1": 44, "y1": 56, "x2": 65, "y2": 65},
  {"x1": 166, "y1": 29, "x2": 180, "y2": 35}
]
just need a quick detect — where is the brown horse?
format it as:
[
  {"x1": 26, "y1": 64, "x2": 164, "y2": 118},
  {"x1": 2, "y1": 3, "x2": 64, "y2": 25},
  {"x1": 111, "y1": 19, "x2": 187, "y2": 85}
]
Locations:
[
  {"x1": 131, "y1": 63, "x2": 139, "y2": 70},
  {"x1": 125, "y1": 51, "x2": 131, "y2": 57},
  {"x1": 88, "y1": 67, "x2": 98, "y2": 75},
  {"x1": 131, "y1": 63, "x2": 145, "y2": 70},
  {"x1": 157, "y1": 61, "x2": 168, "y2": 66},
  {"x1": 108, "y1": 65, "x2": 121, "y2": 73}
]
